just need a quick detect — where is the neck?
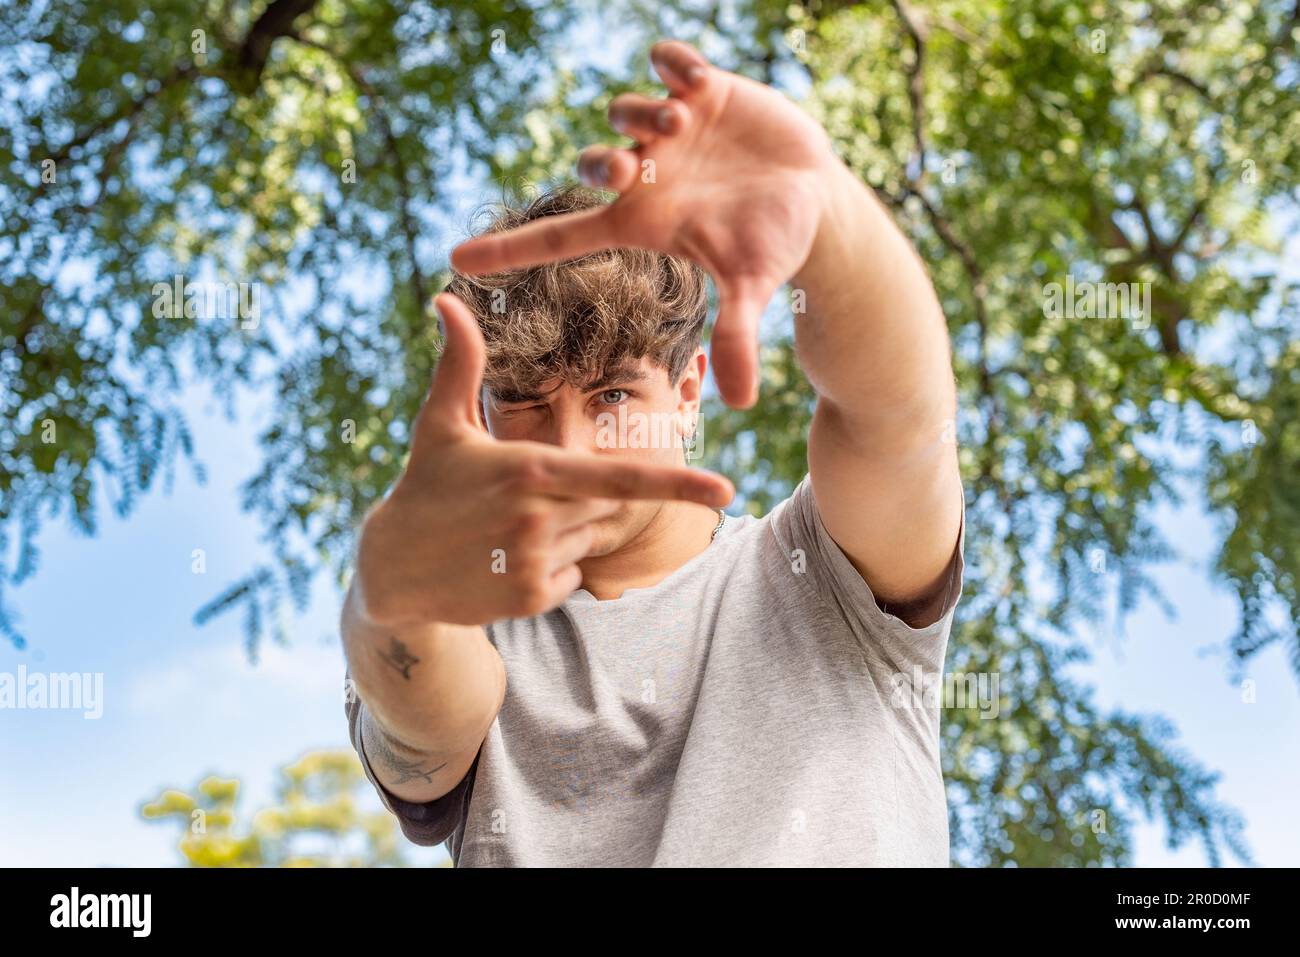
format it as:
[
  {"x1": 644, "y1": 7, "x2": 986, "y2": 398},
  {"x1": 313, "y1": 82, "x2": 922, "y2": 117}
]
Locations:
[{"x1": 578, "y1": 500, "x2": 721, "y2": 600}]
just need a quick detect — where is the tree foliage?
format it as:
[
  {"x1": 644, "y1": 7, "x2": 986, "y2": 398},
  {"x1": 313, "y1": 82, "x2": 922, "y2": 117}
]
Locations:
[
  {"x1": 140, "y1": 748, "x2": 423, "y2": 866},
  {"x1": 1, "y1": 0, "x2": 553, "y2": 652},
  {"x1": 5, "y1": 0, "x2": 1297, "y2": 865}
]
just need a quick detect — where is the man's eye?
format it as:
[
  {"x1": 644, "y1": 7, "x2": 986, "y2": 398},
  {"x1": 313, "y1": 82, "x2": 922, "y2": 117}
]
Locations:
[{"x1": 598, "y1": 389, "x2": 629, "y2": 405}]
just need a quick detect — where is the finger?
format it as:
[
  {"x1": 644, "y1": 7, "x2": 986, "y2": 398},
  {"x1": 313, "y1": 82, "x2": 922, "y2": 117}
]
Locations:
[
  {"x1": 577, "y1": 145, "x2": 640, "y2": 193},
  {"x1": 419, "y1": 293, "x2": 487, "y2": 436},
  {"x1": 608, "y1": 93, "x2": 689, "y2": 143},
  {"x1": 520, "y1": 447, "x2": 734, "y2": 507},
  {"x1": 547, "y1": 523, "x2": 597, "y2": 573},
  {"x1": 649, "y1": 40, "x2": 712, "y2": 98},
  {"x1": 450, "y1": 206, "x2": 621, "y2": 275},
  {"x1": 709, "y1": 282, "x2": 767, "y2": 409},
  {"x1": 546, "y1": 563, "x2": 584, "y2": 599}
]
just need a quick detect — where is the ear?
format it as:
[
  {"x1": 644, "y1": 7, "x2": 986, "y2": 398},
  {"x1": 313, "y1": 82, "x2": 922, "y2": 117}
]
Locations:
[{"x1": 674, "y1": 347, "x2": 708, "y2": 436}]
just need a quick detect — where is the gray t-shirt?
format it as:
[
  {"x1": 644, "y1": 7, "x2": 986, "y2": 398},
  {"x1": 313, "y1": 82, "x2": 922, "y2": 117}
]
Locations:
[{"x1": 346, "y1": 473, "x2": 965, "y2": 866}]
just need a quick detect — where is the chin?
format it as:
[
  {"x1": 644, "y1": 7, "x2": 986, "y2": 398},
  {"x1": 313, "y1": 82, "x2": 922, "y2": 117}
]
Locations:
[{"x1": 583, "y1": 502, "x2": 654, "y2": 559}]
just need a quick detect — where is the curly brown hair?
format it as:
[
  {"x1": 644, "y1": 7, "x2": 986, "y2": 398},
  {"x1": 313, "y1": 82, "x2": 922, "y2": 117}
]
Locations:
[{"x1": 443, "y1": 184, "x2": 710, "y2": 401}]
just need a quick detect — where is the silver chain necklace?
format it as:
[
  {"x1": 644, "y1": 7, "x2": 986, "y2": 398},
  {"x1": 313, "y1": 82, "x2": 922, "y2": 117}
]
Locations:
[{"x1": 710, "y1": 507, "x2": 727, "y2": 542}]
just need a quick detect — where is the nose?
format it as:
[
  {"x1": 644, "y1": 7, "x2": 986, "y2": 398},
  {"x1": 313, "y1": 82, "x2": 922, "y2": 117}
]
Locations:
[{"x1": 543, "y1": 406, "x2": 599, "y2": 455}]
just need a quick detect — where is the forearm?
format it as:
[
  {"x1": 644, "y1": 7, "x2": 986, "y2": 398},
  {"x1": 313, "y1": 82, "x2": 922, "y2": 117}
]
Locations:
[
  {"x1": 792, "y1": 154, "x2": 956, "y2": 448},
  {"x1": 341, "y1": 576, "x2": 505, "y2": 758}
]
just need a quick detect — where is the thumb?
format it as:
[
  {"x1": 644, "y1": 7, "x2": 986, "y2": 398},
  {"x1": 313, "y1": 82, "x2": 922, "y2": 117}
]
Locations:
[
  {"x1": 710, "y1": 282, "x2": 766, "y2": 409},
  {"x1": 426, "y1": 292, "x2": 488, "y2": 432}
]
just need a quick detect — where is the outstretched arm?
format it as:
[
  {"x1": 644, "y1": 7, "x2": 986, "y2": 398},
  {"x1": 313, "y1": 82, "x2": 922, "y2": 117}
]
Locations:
[
  {"x1": 451, "y1": 39, "x2": 962, "y2": 626},
  {"x1": 793, "y1": 155, "x2": 962, "y2": 627}
]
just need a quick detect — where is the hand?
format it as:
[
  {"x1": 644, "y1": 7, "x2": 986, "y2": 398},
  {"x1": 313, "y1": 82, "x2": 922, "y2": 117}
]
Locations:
[
  {"x1": 353, "y1": 293, "x2": 735, "y2": 628},
  {"x1": 449, "y1": 39, "x2": 836, "y2": 409}
]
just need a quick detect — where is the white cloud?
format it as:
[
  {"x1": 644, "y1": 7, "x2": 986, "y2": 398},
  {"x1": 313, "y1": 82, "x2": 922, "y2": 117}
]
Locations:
[{"x1": 126, "y1": 636, "x2": 345, "y2": 719}]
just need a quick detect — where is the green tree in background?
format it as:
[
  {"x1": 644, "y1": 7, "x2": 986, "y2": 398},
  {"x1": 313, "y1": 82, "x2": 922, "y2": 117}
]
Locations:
[
  {"x1": 5, "y1": 0, "x2": 1298, "y2": 865},
  {"x1": 1, "y1": 0, "x2": 555, "y2": 651},
  {"x1": 140, "y1": 749, "x2": 424, "y2": 866}
]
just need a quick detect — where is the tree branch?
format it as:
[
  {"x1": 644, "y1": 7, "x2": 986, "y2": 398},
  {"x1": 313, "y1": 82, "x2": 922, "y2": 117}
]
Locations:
[
  {"x1": 891, "y1": 0, "x2": 930, "y2": 184},
  {"x1": 236, "y1": 0, "x2": 321, "y2": 92}
]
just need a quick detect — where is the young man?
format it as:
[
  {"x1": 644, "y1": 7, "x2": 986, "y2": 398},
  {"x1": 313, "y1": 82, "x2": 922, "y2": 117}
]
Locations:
[{"x1": 341, "y1": 40, "x2": 964, "y2": 866}]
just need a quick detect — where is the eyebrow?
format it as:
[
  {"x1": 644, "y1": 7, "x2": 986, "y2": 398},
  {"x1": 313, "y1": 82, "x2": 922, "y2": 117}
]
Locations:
[
  {"x1": 489, "y1": 384, "x2": 554, "y2": 404},
  {"x1": 489, "y1": 365, "x2": 648, "y2": 404},
  {"x1": 581, "y1": 365, "x2": 648, "y2": 392}
]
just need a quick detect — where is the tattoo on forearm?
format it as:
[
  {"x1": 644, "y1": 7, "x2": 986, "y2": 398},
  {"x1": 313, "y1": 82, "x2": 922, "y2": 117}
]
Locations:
[
  {"x1": 388, "y1": 755, "x2": 448, "y2": 785},
  {"x1": 378, "y1": 636, "x2": 420, "y2": 680},
  {"x1": 369, "y1": 723, "x2": 447, "y2": 785}
]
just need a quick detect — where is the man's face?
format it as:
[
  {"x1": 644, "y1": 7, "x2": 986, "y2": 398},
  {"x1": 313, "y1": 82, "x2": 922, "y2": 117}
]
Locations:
[{"x1": 481, "y1": 348, "x2": 707, "y2": 557}]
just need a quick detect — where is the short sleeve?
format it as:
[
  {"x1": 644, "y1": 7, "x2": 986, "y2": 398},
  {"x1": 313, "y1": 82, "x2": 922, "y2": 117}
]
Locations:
[
  {"x1": 768, "y1": 474, "x2": 965, "y2": 668},
  {"x1": 345, "y1": 675, "x2": 477, "y2": 849}
]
